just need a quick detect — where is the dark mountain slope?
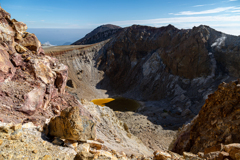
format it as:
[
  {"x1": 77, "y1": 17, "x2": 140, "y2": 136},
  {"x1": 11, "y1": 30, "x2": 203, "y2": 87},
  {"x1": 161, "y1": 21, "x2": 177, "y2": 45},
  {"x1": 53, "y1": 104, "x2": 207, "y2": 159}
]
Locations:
[{"x1": 72, "y1": 24, "x2": 122, "y2": 45}]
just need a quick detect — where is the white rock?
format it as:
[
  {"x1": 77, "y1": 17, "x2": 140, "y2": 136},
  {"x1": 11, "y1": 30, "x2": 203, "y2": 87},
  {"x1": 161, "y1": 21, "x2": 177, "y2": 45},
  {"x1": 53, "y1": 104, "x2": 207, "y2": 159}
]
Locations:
[{"x1": 22, "y1": 122, "x2": 36, "y2": 129}]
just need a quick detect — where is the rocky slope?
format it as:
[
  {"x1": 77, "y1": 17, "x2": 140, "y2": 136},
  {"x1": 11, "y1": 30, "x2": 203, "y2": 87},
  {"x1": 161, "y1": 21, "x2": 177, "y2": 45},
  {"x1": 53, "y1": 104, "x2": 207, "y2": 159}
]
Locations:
[
  {"x1": 44, "y1": 42, "x2": 110, "y2": 100},
  {"x1": 0, "y1": 6, "x2": 71, "y2": 124}
]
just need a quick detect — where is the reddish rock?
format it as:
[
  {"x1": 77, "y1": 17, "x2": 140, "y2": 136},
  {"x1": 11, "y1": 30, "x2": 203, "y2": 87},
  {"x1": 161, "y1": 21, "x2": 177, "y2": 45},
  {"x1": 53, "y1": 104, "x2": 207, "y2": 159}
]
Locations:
[
  {"x1": 204, "y1": 144, "x2": 224, "y2": 155},
  {"x1": 37, "y1": 46, "x2": 45, "y2": 55},
  {"x1": 53, "y1": 64, "x2": 68, "y2": 94},
  {"x1": 0, "y1": 6, "x2": 80, "y2": 126},
  {"x1": 0, "y1": 49, "x2": 16, "y2": 82},
  {"x1": 11, "y1": 53, "x2": 23, "y2": 67},
  {"x1": 17, "y1": 84, "x2": 45, "y2": 115}
]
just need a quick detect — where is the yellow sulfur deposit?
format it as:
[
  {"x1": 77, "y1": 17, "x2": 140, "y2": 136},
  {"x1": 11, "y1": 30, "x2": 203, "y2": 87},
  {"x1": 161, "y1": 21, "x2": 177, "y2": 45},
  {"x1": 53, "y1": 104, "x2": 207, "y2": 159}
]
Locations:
[
  {"x1": 91, "y1": 98, "x2": 115, "y2": 107},
  {"x1": 91, "y1": 97, "x2": 140, "y2": 111}
]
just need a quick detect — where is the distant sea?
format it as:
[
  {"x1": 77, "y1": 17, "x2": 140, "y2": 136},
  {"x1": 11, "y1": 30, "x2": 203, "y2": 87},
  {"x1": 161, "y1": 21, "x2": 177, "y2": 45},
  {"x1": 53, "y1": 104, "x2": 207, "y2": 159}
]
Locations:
[{"x1": 27, "y1": 28, "x2": 92, "y2": 46}]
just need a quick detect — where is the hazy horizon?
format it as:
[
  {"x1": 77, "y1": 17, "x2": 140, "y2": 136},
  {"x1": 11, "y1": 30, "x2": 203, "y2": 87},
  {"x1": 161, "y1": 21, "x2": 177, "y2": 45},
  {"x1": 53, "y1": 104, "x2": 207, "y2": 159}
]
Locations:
[
  {"x1": 2, "y1": 0, "x2": 240, "y2": 38},
  {"x1": 27, "y1": 28, "x2": 92, "y2": 46}
]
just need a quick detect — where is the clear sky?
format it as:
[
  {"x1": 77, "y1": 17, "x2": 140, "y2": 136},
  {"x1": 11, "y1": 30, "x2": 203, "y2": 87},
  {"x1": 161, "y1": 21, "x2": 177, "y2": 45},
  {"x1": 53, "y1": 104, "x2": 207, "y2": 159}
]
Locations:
[{"x1": 1, "y1": 0, "x2": 240, "y2": 44}]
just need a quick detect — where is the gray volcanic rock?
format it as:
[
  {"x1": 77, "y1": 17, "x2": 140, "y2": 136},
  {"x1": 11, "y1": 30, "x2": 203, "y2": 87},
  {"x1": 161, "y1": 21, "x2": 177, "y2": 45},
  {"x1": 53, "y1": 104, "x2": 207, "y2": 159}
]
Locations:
[{"x1": 72, "y1": 24, "x2": 122, "y2": 45}]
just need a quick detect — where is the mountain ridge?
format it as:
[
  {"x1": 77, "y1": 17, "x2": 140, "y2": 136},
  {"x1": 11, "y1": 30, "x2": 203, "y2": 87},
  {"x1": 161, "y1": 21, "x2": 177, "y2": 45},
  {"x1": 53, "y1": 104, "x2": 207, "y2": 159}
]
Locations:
[{"x1": 72, "y1": 24, "x2": 122, "y2": 45}]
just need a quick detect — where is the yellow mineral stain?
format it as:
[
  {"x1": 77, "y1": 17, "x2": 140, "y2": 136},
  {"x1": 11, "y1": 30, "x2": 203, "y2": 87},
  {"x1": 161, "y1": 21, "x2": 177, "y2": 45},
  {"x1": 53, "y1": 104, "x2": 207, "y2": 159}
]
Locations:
[
  {"x1": 91, "y1": 97, "x2": 141, "y2": 112},
  {"x1": 91, "y1": 98, "x2": 115, "y2": 107}
]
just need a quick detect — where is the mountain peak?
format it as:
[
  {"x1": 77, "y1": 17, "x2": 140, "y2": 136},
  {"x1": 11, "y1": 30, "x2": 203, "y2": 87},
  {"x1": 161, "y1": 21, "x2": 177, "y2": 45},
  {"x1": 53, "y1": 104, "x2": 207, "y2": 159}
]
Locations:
[{"x1": 72, "y1": 24, "x2": 122, "y2": 45}]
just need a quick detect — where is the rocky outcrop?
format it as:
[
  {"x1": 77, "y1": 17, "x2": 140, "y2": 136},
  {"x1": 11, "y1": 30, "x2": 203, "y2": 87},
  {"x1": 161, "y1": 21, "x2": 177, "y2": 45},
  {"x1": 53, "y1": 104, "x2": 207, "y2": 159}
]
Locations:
[
  {"x1": 0, "y1": 7, "x2": 82, "y2": 126},
  {"x1": 171, "y1": 80, "x2": 240, "y2": 154},
  {"x1": 72, "y1": 24, "x2": 122, "y2": 45},
  {"x1": 48, "y1": 106, "x2": 96, "y2": 141}
]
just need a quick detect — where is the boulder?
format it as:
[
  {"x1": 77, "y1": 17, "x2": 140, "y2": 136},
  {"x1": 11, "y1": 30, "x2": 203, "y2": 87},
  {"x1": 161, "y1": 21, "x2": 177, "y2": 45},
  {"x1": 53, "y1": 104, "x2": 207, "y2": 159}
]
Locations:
[
  {"x1": 204, "y1": 151, "x2": 229, "y2": 160},
  {"x1": 48, "y1": 106, "x2": 96, "y2": 141}
]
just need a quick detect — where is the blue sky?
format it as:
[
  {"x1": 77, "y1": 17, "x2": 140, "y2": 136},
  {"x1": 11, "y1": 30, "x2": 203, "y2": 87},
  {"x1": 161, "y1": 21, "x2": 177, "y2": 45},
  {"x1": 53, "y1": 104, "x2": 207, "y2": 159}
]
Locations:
[{"x1": 1, "y1": 0, "x2": 240, "y2": 44}]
